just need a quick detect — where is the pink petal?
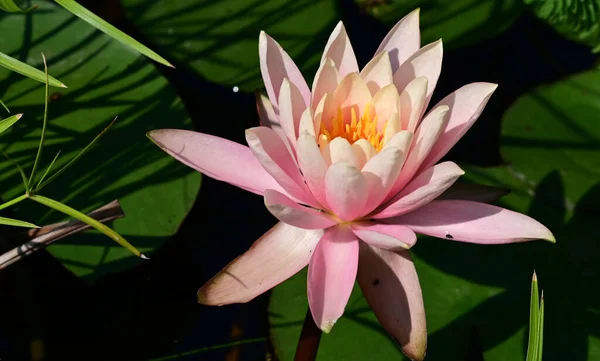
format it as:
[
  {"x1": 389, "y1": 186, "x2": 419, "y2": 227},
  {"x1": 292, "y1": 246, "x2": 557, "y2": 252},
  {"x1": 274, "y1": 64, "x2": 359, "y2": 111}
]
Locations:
[
  {"x1": 399, "y1": 77, "x2": 428, "y2": 132},
  {"x1": 264, "y1": 189, "x2": 337, "y2": 229},
  {"x1": 393, "y1": 40, "x2": 443, "y2": 104},
  {"x1": 393, "y1": 200, "x2": 556, "y2": 244},
  {"x1": 383, "y1": 130, "x2": 413, "y2": 151},
  {"x1": 362, "y1": 147, "x2": 405, "y2": 213},
  {"x1": 246, "y1": 127, "x2": 317, "y2": 206},
  {"x1": 351, "y1": 222, "x2": 416, "y2": 250},
  {"x1": 333, "y1": 72, "x2": 373, "y2": 119},
  {"x1": 372, "y1": 84, "x2": 400, "y2": 129},
  {"x1": 375, "y1": 8, "x2": 421, "y2": 73},
  {"x1": 259, "y1": 31, "x2": 310, "y2": 110},
  {"x1": 374, "y1": 161, "x2": 464, "y2": 219},
  {"x1": 297, "y1": 132, "x2": 329, "y2": 208},
  {"x1": 419, "y1": 83, "x2": 498, "y2": 170},
  {"x1": 279, "y1": 78, "x2": 307, "y2": 149},
  {"x1": 325, "y1": 162, "x2": 368, "y2": 221},
  {"x1": 256, "y1": 91, "x2": 280, "y2": 130},
  {"x1": 311, "y1": 58, "x2": 340, "y2": 111},
  {"x1": 390, "y1": 105, "x2": 449, "y2": 197},
  {"x1": 357, "y1": 245, "x2": 427, "y2": 361},
  {"x1": 308, "y1": 225, "x2": 359, "y2": 332},
  {"x1": 360, "y1": 51, "x2": 394, "y2": 95},
  {"x1": 148, "y1": 129, "x2": 284, "y2": 196},
  {"x1": 322, "y1": 137, "x2": 360, "y2": 168},
  {"x1": 198, "y1": 222, "x2": 322, "y2": 305},
  {"x1": 298, "y1": 107, "x2": 316, "y2": 137},
  {"x1": 321, "y1": 22, "x2": 359, "y2": 78}
]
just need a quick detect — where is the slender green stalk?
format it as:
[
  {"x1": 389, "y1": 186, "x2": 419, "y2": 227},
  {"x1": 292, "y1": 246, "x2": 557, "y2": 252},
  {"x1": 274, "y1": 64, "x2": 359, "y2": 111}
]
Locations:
[
  {"x1": 526, "y1": 272, "x2": 540, "y2": 361},
  {"x1": 27, "y1": 54, "x2": 50, "y2": 191},
  {"x1": 0, "y1": 98, "x2": 9, "y2": 113},
  {"x1": 0, "y1": 194, "x2": 27, "y2": 212},
  {"x1": 4, "y1": 153, "x2": 29, "y2": 191},
  {"x1": 28, "y1": 195, "x2": 145, "y2": 258},
  {"x1": 537, "y1": 291, "x2": 544, "y2": 361},
  {"x1": 36, "y1": 150, "x2": 61, "y2": 189}
]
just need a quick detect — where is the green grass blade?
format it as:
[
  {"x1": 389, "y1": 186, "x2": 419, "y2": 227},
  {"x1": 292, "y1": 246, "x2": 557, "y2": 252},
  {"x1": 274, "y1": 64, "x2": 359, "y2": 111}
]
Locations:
[
  {"x1": 29, "y1": 195, "x2": 145, "y2": 258},
  {"x1": 0, "y1": 0, "x2": 37, "y2": 13},
  {"x1": 54, "y1": 0, "x2": 174, "y2": 68},
  {"x1": 0, "y1": 52, "x2": 66, "y2": 88},
  {"x1": 27, "y1": 55, "x2": 50, "y2": 191},
  {"x1": 0, "y1": 98, "x2": 9, "y2": 113},
  {"x1": 0, "y1": 216, "x2": 38, "y2": 228},
  {"x1": 35, "y1": 117, "x2": 116, "y2": 191},
  {"x1": 146, "y1": 338, "x2": 267, "y2": 361},
  {"x1": 537, "y1": 291, "x2": 544, "y2": 361},
  {"x1": 526, "y1": 272, "x2": 540, "y2": 361},
  {"x1": 3, "y1": 153, "x2": 29, "y2": 191},
  {"x1": 36, "y1": 150, "x2": 61, "y2": 188},
  {"x1": 0, "y1": 194, "x2": 27, "y2": 212},
  {"x1": 0, "y1": 113, "x2": 22, "y2": 134}
]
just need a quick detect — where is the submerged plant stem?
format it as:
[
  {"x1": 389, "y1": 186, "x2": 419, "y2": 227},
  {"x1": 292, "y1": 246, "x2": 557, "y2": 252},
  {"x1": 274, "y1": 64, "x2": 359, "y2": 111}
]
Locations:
[{"x1": 294, "y1": 308, "x2": 322, "y2": 361}]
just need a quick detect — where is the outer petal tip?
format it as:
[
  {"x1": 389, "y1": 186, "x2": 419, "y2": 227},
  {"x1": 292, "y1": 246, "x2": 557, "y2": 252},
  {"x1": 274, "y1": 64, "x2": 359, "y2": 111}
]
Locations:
[
  {"x1": 400, "y1": 338, "x2": 427, "y2": 361},
  {"x1": 320, "y1": 319, "x2": 337, "y2": 333}
]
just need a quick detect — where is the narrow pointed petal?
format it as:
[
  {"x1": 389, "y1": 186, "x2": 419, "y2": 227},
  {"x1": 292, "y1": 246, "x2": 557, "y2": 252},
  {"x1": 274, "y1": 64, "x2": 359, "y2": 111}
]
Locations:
[
  {"x1": 260, "y1": 31, "x2": 310, "y2": 109},
  {"x1": 383, "y1": 112, "x2": 401, "y2": 145},
  {"x1": 321, "y1": 22, "x2": 359, "y2": 78},
  {"x1": 438, "y1": 182, "x2": 510, "y2": 203},
  {"x1": 372, "y1": 84, "x2": 400, "y2": 128},
  {"x1": 325, "y1": 162, "x2": 368, "y2": 221},
  {"x1": 298, "y1": 107, "x2": 316, "y2": 137},
  {"x1": 264, "y1": 189, "x2": 336, "y2": 229},
  {"x1": 323, "y1": 137, "x2": 360, "y2": 168},
  {"x1": 360, "y1": 51, "x2": 394, "y2": 94},
  {"x1": 308, "y1": 225, "x2": 359, "y2": 332},
  {"x1": 297, "y1": 132, "x2": 329, "y2": 207},
  {"x1": 256, "y1": 91, "x2": 280, "y2": 129},
  {"x1": 333, "y1": 73, "x2": 373, "y2": 118},
  {"x1": 399, "y1": 77, "x2": 428, "y2": 132},
  {"x1": 198, "y1": 222, "x2": 322, "y2": 305},
  {"x1": 314, "y1": 92, "x2": 335, "y2": 131},
  {"x1": 357, "y1": 245, "x2": 427, "y2": 361},
  {"x1": 362, "y1": 147, "x2": 405, "y2": 212},
  {"x1": 148, "y1": 129, "x2": 284, "y2": 196},
  {"x1": 279, "y1": 78, "x2": 307, "y2": 148},
  {"x1": 390, "y1": 105, "x2": 449, "y2": 196},
  {"x1": 312, "y1": 58, "x2": 340, "y2": 111},
  {"x1": 375, "y1": 8, "x2": 421, "y2": 73},
  {"x1": 393, "y1": 40, "x2": 443, "y2": 104},
  {"x1": 352, "y1": 139, "x2": 377, "y2": 169},
  {"x1": 394, "y1": 200, "x2": 556, "y2": 244},
  {"x1": 420, "y1": 83, "x2": 498, "y2": 170},
  {"x1": 246, "y1": 127, "x2": 316, "y2": 206},
  {"x1": 383, "y1": 129, "x2": 413, "y2": 151},
  {"x1": 374, "y1": 161, "x2": 464, "y2": 219},
  {"x1": 352, "y1": 222, "x2": 416, "y2": 250}
]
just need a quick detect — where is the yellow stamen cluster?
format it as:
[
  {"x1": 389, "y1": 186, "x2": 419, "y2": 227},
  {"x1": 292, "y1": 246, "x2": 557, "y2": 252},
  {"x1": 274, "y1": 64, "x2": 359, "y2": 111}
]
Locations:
[{"x1": 318, "y1": 103, "x2": 386, "y2": 151}]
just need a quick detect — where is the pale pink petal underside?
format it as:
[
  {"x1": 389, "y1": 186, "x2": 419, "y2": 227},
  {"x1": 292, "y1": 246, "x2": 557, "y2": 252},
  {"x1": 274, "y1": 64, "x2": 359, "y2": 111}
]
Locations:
[
  {"x1": 393, "y1": 40, "x2": 443, "y2": 104},
  {"x1": 308, "y1": 225, "x2": 359, "y2": 332},
  {"x1": 321, "y1": 22, "x2": 359, "y2": 78},
  {"x1": 198, "y1": 222, "x2": 322, "y2": 304},
  {"x1": 419, "y1": 82, "x2": 498, "y2": 171},
  {"x1": 393, "y1": 200, "x2": 556, "y2": 244},
  {"x1": 352, "y1": 222, "x2": 416, "y2": 250},
  {"x1": 148, "y1": 129, "x2": 284, "y2": 196},
  {"x1": 312, "y1": 58, "x2": 340, "y2": 111},
  {"x1": 297, "y1": 132, "x2": 329, "y2": 208},
  {"x1": 360, "y1": 51, "x2": 394, "y2": 95},
  {"x1": 362, "y1": 147, "x2": 405, "y2": 213},
  {"x1": 325, "y1": 162, "x2": 368, "y2": 221},
  {"x1": 264, "y1": 189, "x2": 336, "y2": 229},
  {"x1": 279, "y1": 78, "x2": 307, "y2": 148},
  {"x1": 375, "y1": 8, "x2": 421, "y2": 73},
  {"x1": 259, "y1": 31, "x2": 310, "y2": 110},
  {"x1": 399, "y1": 76, "x2": 428, "y2": 132},
  {"x1": 333, "y1": 72, "x2": 373, "y2": 120},
  {"x1": 357, "y1": 245, "x2": 427, "y2": 361}
]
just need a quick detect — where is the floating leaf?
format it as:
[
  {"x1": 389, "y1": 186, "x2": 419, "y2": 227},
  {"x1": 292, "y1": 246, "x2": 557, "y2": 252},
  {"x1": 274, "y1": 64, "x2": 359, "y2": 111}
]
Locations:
[{"x1": 54, "y1": 0, "x2": 173, "y2": 68}]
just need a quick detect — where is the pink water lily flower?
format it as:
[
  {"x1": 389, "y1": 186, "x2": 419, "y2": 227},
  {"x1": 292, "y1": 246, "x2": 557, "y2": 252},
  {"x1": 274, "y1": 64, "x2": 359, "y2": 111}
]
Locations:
[{"x1": 148, "y1": 9, "x2": 554, "y2": 360}]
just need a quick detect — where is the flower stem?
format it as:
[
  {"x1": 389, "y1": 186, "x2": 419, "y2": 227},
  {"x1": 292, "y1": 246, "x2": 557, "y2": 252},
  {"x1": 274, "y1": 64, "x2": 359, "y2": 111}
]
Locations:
[{"x1": 294, "y1": 308, "x2": 322, "y2": 361}]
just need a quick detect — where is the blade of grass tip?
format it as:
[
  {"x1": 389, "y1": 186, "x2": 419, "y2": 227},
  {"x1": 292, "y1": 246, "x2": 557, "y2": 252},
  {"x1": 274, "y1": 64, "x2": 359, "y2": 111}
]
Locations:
[
  {"x1": 526, "y1": 272, "x2": 540, "y2": 361},
  {"x1": 28, "y1": 195, "x2": 146, "y2": 258},
  {"x1": 0, "y1": 194, "x2": 28, "y2": 212},
  {"x1": 0, "y1": 51, "x2": 66, "y2": 88},
  {"x1": 3, "y1": 153, "x2": 29, "y2": 191},
  {"x1": 0, "y1": 0, "x2": 37, "y2": 13},
  {"x1": 537, "y1": 291, "x2": 544, "y2": 361},
  {"x1": 36, "y1": 150, "x2": 61, "y2": 188},
  {"x1": 27, "y1": 54, "x2": 50, "y2": 191},
  {"x1": 0, "y1": 98, "x2": 9, "y2": 113},
  {"x1": 0, "y1": 216, "x2": 39, "y2": 228},
  {"x1": 53, "y1": 0, "x2": 174, "y2": 68},
  {"x1": 35, "y1": 117, "x2": 116, "y2": 191},
  {"x1": 0, "y1": 113, "x2": 22, "y2": 134}
]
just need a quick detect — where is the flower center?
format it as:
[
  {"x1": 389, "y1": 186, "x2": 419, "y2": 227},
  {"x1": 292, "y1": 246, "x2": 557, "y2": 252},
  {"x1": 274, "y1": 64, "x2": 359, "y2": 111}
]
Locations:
[{"x1": 318, "y1": 103, "x2": 386, "y2": 151}]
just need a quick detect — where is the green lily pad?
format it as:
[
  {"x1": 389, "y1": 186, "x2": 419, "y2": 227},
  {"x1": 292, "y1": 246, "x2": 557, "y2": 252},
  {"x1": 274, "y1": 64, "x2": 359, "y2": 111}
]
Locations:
[
  {"x1": 120, "y1": 0, "x2": 339, "y2": 93},
  {"x1": 356, "y1": 0, "x2": 524, "y2": 50},
  {"x1": 0, "y1": 2, "x2": 201, "y2": 281},
  {"x1": 269, "y1": 70, "x2": 600, "y2": 360}
]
